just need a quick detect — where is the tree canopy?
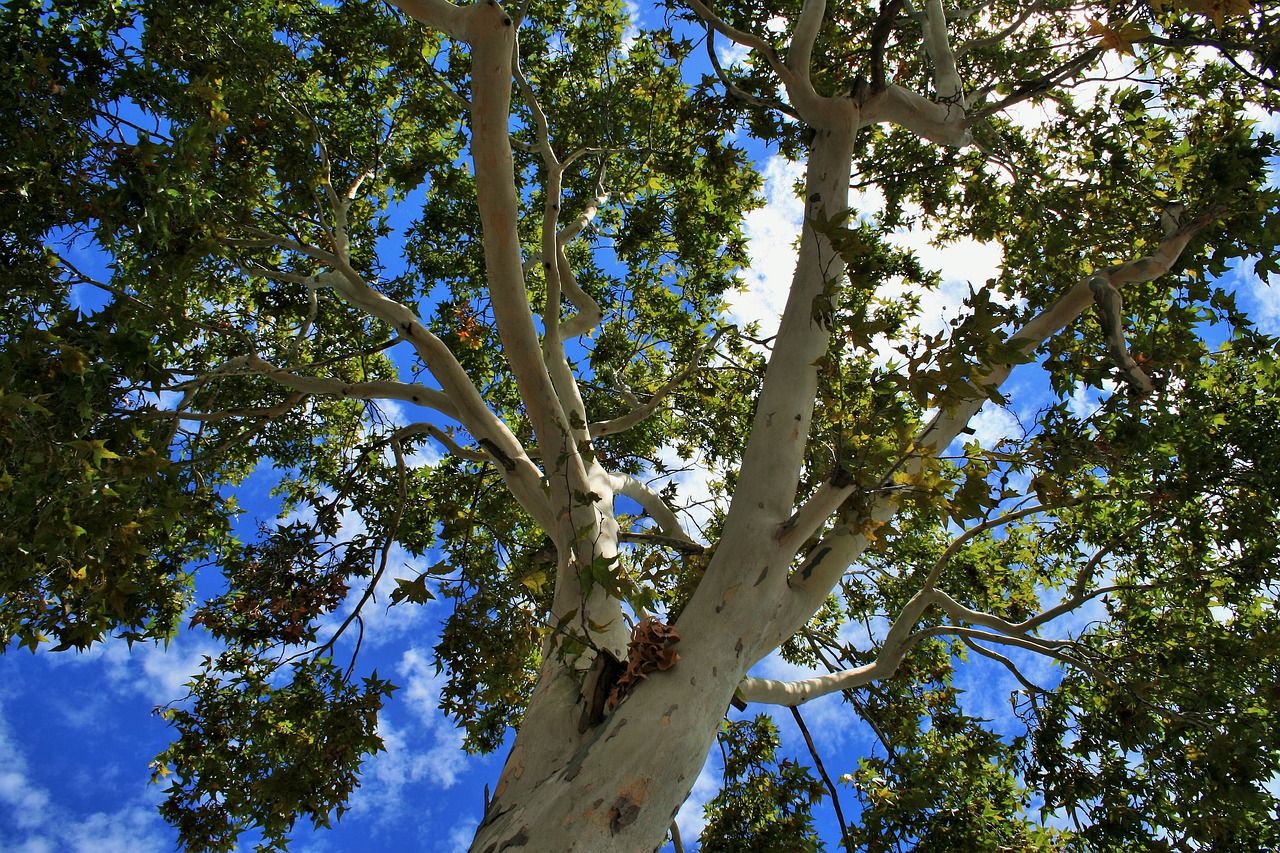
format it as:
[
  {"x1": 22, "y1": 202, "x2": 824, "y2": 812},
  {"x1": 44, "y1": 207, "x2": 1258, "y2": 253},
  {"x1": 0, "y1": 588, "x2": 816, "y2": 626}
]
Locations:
[{"x1": 3, "y1": 0, "x2": 1280, "y2": 850}]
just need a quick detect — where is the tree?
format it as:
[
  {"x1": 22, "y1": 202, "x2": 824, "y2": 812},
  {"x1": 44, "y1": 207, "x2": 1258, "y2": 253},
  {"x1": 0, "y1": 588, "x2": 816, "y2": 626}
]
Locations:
[{"x1": 3, "y1": 0, "x2": 1279, "y2": 849}]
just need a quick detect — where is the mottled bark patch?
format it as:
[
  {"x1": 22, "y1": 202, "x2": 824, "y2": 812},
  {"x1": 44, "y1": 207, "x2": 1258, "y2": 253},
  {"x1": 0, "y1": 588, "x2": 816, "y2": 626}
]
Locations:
[
  {"x1": 479, "y1": 826, "x2": 528, "y2": 853},
  {"x1": 608, "y1": 794, "x2": 641, "y2": 835},
  {"x1": 608, "y1": 778, "x2": 650, "y2": 835}
]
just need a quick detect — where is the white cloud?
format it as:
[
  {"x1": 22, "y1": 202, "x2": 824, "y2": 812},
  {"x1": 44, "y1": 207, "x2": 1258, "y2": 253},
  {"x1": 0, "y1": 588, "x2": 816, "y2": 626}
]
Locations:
[
  {"x1": 749, "y1": 647, "x2": 821, "y2": 683},
  {"x1": 1235, "y1": 265, "x2": 1280, "y2": 334},
  {"x1": 838, "y1": 611, "x2": 891, "y2": 650},
  {"x1": 621, "y1": 0, "x2": 642, "y2": 52},
  {"x1": 48, "y1": 807, "x2": 171, "y2": 853},
  {"x1": 728, "y1": 151, "x2": 1007, "y2": 360},
  {"x1": 0, "y1": 705, "x2": 51, "y2": 831},
  {"x1": 886, "y1": 229, "x2": 1006, "y2": 336},
  {"x1": 0, "y1": 700, "x2": 170, "y2": 853},
  {"x1": 966, "y1": 403, "x2": 1021, "y2": 448},
  {"x1": 313, "y1": 549, "x2": 435, "y2": 649},
  {"x1": 1067, "y1": 381, "x2": 1107, "y2": 421},
  {"x1": 716, "y1": 40, "x2": 751, "y2": 68},
  {"x1": 444, "y1": 818, "x2": 478, "y2": 853},
  {"x1": 345, "y1": 645, "x2": 476, "y2": 825},
  {"x1": 394, "y1": 648, "x2": 469, "y2": 788},
  {"x1": 1244, "y1": 91, "x2": 1280, "y2": 139},
  {"x1": 728, "y1": 155, "x2": 807, "y2": 338},
  {"x1": 40, "y1": 632, "x2": 222, "y2": 708},
  {"x1": 764, "y1": 15, "x2": 788, "y2": 35}
]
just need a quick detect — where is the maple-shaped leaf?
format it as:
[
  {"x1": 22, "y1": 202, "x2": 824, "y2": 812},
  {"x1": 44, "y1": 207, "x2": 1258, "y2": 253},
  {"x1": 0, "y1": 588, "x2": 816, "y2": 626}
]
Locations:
[{"x1": 1086, "y1": 18, "x2": 1152, "y2": 54}]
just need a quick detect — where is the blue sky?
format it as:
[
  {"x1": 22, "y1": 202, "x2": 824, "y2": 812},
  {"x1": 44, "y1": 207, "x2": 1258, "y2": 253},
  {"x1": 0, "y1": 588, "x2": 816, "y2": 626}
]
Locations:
[{"x1": 5, "y1": 6, "x2": 1280, "y2": 851}]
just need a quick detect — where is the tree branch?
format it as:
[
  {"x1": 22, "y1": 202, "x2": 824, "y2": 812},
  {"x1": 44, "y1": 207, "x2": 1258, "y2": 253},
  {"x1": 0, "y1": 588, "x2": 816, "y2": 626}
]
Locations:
[
  {"x1": 922, "y1": 501, "x2": 1064, "y2": 588},
  {"x1": 958, "y1": 635, "x2": 1048, "y2": 694},
  {"x1": 914, "y1": 207, "x2": 1219, "y2": 462},
  {"x1": 618, "y1": 531, "x2": 706, "y2": 554},
  {"x1": 229, "y1": 353, "x2": 457, "y2": 416},
  {"x1": 1090, "y1": 275, "x2": 1155, "y2": 395},
  {"x1": 391, "y1": 421, "x2": 492, "y2": 463},
  {"x1": 963, "y1": 46, "x2": 1103, "y2": 125},
  {"x1": 787, "y1": 0, "x2": 827, "y2": 96},
  {"x1": 862, "y1": 83, "x2": 971, "y2": 146},
  {"x1": 909, "y1": 623, "x2": 1103, "y2": 679},
  {"x1": 920, "y1": 0, "x2": 966, "y2": 107},
  {"x1": 868, "y1": 0, "x2": 904, "y2": 94},
  {"x1": 684, "y1": 0, "x2": 803, "y2": 95},
  {"x1": 612, "y1": 473, "x2": 701, "y2": 548},
  {"x1": 387, "y1": 0, "x2": 470, "y2": 41},
  {"x1": 162, "y1": 392, "x2": 309, "y2": 423},
  {"x1": 775, "y1": 480, "x2": 857, "y2": 551},
  {"x1": 705, "y1": 29, "x2": 799, "y2": 118},
  {"x1": 739, "y1": 587, "x2": 933, "y2": 705},
  {"x1": 588, "y1": 328, "x2": 728, "y2": 437},
  {"x1": 790, "y1": 705, "x2": 853, "y2": 852},
  {"x1": 955, "y1": 2, "x2": 1041, "y2": 57}
]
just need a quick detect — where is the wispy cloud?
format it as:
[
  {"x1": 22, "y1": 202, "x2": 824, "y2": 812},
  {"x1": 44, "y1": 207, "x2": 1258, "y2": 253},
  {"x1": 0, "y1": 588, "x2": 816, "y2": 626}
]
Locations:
[
  {"x1": 0, "y1": 699, "x2": 170, "y2": 853},
  {"x1": 39, "y1": 631, "x2": 222, "y2": 708},
  {"x1": 966, "y1": 403, "x2": 1022, "y2": 449},
  {"x1": 444, "y1": 818, "x2": 478, "y2": 853},
  {"x1": 728, "y1": 155, "x2": 807, "y2": 338},
  {"x1": 1235, "y1": 264, "x2": 1280, "y2": 335}
]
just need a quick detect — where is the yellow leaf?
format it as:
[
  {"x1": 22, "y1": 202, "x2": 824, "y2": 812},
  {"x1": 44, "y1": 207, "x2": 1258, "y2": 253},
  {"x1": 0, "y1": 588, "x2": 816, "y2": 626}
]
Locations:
[
  {"x1": 1087, "y1": 18, "x2": 1148, "y2": 55},
  {"x1": 1086, "y1": 18, "x2": 1113, "y2": 38}
]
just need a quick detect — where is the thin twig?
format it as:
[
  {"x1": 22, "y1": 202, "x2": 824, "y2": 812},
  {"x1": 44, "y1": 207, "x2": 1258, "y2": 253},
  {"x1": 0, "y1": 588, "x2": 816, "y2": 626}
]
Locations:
[{"x1": 790, "y1": 705, "x2": 853, "y2": 853}]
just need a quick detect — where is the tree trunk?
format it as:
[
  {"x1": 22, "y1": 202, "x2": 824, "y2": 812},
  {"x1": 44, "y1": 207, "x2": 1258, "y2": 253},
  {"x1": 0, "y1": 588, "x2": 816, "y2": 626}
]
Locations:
[
  {"x1": 471, "y1": 633, "x2": 744, "y2": 853},
  {"x1": 471, "y1": 119, "x2": 858, "y2": 853}
]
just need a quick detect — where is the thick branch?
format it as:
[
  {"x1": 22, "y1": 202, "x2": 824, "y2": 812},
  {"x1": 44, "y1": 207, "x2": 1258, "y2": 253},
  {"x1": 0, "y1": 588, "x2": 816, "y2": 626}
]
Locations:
[
  {"x1": 862, "y1": 84, "x2": 971, "y2": 146},
  {"x1": 921, "y1": 0, "x2": 965, "y2": 106},
  {"x1": 164, "y1": 392, "x2": 309, "y2": 423},
  {"x1": 514, "y1": 50, "x2": 598, "y2": 435},
  {"x1": 612, "y1": 473, "x2": 700, "y2": 547},
  {"x1": 775, "y1": 481, "x2": 856, "y2": 551},
  {"x1": 466, "y1": 4, "x2": 581, "y2": 470},
  {"x1": 787, "y1": 0, "x2": 827, "y2": 93},
  {"x1": 715, "y1": 122, "x2": 857, "y2": 530},
  {"x1": 387, "y1": 0, "x2": 469, "y2": 40},
  {"x1": 775, "y1": 212, "x2": 1213, "y2": 647},
  {"x1": 739, "y1": 587, "x2": 934, "y2": 705},
  {"x1": 241, "y1": 355, "x2": 460, "y2": 416},
  {"x1": 868, "y1": 0, "x2": 904, "y2": 93},
  {"x1": 914, "y1": 209, "x2": 1216, "y2": 460},
  {"x1": 619, "y1": 531, "x2": 706, "y2": 554},
  {"x1": 1090, "y1": 276, "x2": 1155, "y2": 395}
]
